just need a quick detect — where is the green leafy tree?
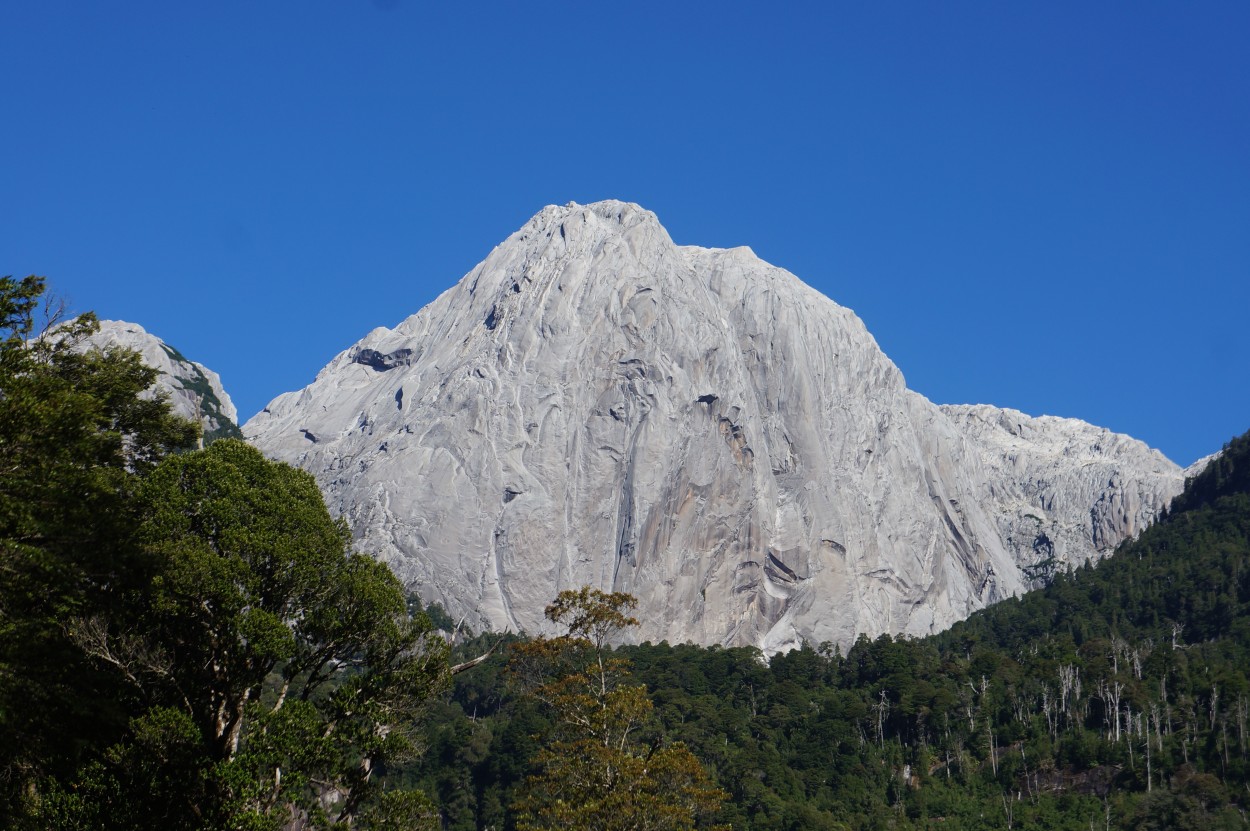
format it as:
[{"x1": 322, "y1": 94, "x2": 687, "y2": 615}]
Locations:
[
  {"x1": 0, "y1": 276, "x2": 449, "y2": 828},
  {"x1": 0, "y1": 275, "x2": 198, "y2": 817},
  {"x1": 46, "y1": 439, "x2": 450, "y2": 829},
  {"x1": 510, "y1": 588, "x2": 728, "y2": 831}
]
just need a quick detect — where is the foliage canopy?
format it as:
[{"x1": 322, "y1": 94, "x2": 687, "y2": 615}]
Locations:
[
  {"x1": 0, "y1": 275, "x2": 198, "y2": 814},
  {"x1": 0, "y1": 277, "x2": 449, "y2": 830}
]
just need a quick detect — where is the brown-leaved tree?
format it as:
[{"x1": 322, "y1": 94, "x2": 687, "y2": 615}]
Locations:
[{"x1": 509, "y1": 588, "x2": 728, "y2": 831}]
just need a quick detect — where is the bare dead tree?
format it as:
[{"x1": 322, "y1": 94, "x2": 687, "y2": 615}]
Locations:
[{"x1": 450, "y1": 632, "x2": 509, "y2": 675}]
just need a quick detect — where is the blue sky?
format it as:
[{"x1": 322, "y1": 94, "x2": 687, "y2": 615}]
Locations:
[{"x1": 3, "y1": 2, "x2": 1246, "y2": 465}]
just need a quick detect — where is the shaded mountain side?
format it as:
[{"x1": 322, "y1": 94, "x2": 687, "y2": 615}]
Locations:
[{"x1": 1169, "y1": 431, "x2": 1250, "y2": 517}]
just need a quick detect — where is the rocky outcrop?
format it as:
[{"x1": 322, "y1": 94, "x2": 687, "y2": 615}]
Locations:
[
  {"x1": 244, "y1": 201, "x2": 1186, "y2": 651},
  {"x1": 937, "y1": 405, "x2": 1182, "y2": 586},
  {"x1": 84, "y1": 320, "x2": 241, "y2": 442}
]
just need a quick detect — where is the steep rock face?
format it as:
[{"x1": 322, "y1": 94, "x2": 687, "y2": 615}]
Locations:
[
  {"x1": 84, "y1": 320, "x2": 241, "y2": 441},
  {"x1": 937, "y1": 405, "x2": 1182, "y2": 585},
  {"x1": 244, "y1": 201, "x2": 1185, "y2": 650}
]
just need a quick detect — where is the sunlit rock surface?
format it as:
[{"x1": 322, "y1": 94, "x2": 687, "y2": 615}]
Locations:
[
  {"x1": 85, "y1": 320, "x2": 240, "y2": 441},
  {"x1": 245, "y1": 201, "x2": 1185, "y2": 651}
]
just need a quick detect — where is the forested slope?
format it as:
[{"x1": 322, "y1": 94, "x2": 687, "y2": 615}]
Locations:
[{"x1": 404, "y1": 430, "x2": 1250, "y2": 830}]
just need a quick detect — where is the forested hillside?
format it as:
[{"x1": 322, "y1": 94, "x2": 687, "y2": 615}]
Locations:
[{"x1": 405, "y1": 431, "x2": 1250, "y2": 830}]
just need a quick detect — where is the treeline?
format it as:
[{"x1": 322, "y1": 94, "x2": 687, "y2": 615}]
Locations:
[{"x1": 400, "y1": 431, "x2": 1250, "y2": 830}]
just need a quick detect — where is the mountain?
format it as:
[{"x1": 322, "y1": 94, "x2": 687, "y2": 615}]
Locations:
[
  {"x1": 244, "y1": 200, "x2": 1186, "y2": 651},
  {"x1": 83, "y1": 320, "x2": 241, "y2": 442}
]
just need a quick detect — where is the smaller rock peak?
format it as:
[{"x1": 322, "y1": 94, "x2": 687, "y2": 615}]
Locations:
[{"x1": 68, "y1": 318, "x2": 241, "y2": 438}]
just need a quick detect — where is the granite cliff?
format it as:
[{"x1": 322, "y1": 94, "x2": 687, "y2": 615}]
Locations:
[{"x1": 245, "y1": 201, "x2": 1186, "y2": 651}]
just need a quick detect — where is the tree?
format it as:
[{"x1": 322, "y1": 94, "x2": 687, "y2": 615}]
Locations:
[
  {"x1": 0, "y1": 276, "x2": 198, "y2": 818},
  {"x1": 509, "y1": 588, "x2": 727, "y2": 831},
  {"x1": 0, "y1": 276, "x2": 450, "y2": 828},
  {"x1": 42, "y1": 439, "x2": 450, "y2": 829}
]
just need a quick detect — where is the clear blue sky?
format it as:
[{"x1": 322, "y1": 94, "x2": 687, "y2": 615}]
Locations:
[{"x1": 3, "y1": 2, "x2": 1247, "y2": 465}]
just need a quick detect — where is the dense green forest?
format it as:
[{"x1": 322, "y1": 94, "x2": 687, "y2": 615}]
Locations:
[
  {"x1": 402, "y1": 431, "x2": 1250, "y2": 830},
  {"x1": 3, "y1": 274, "x2": 1248, "y2": 829}
]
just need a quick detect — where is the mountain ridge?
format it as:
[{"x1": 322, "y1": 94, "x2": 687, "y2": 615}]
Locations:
[{"x1": 244, "y1": 200, "x2": 1188, "y2": 651}]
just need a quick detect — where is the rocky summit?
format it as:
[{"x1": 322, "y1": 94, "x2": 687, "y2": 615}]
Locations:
[
  {"x1": 244, "y1": 201, "x2": 1186, "y2": 651},
  {"x1": 84, "y1": 320, "x2": 241, "y2": 442}
]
